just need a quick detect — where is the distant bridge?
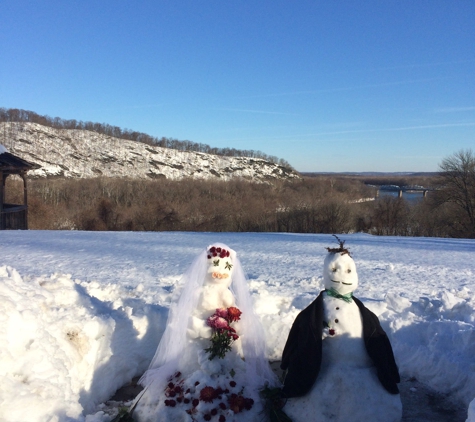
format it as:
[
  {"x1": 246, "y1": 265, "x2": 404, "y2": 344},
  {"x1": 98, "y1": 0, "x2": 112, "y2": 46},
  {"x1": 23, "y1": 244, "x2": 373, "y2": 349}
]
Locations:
[{"x1": 375, "y1": 185, "x2": 433, "y2": 198}]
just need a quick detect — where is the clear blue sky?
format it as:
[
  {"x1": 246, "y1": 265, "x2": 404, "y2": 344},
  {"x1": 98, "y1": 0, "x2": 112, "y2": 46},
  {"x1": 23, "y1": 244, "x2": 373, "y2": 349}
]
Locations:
[{"x1": 1, "y1": 1, "x2": 474, "y2": 172}]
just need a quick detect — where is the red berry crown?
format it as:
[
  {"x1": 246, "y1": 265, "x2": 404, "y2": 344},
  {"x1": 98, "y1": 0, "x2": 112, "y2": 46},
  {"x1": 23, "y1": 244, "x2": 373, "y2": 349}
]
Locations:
[{"x1": 207, "y1": 246, "x2": 231, "y2": 260}]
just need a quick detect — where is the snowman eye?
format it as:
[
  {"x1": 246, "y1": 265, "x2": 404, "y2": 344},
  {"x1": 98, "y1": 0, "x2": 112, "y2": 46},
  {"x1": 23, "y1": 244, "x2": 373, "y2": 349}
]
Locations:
[
  {"x1": 347, "y1": 269, "x2": 352, "y2": 273},
  {"x1": 331, "y1": 267, "x2": 337, "y2": 272}
]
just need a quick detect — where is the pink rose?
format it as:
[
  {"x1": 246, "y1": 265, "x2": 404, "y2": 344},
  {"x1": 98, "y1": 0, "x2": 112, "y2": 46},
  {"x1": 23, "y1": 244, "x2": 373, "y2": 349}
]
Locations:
[
  {"x1": 215, "y1": 308, "x2": 229, "y2": 319},
  {"x1": 206, "y1": 315, "x2": 229, "y2": 330}
]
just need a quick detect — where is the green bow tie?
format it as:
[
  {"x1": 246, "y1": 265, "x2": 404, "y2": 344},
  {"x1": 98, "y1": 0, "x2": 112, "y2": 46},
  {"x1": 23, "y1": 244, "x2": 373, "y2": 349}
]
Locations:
[{"x1": 325, "y1": 288, "x2": 353, "y2": 303}]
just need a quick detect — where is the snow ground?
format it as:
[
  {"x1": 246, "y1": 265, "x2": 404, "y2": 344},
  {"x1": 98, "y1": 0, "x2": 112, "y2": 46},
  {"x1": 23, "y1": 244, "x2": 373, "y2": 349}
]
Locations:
[{"x1": 0, "y1": 231, "x2": 474, "y2": 422}]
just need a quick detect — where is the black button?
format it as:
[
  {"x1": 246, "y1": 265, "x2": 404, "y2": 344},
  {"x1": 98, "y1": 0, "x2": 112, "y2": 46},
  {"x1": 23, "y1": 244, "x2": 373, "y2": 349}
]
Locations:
[
  {"x1": 335, "y1": 319, "x2": 339, "y2": 323},
  {"x1": 336, "y1": 307, "x2": 340, "y2": 310}
]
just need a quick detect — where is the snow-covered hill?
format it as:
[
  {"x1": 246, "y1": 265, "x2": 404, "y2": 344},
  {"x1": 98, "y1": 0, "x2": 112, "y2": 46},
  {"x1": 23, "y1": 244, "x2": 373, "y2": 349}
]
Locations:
[{"x1": 0, "y1": 122, "x2": 300, "y2": 181}]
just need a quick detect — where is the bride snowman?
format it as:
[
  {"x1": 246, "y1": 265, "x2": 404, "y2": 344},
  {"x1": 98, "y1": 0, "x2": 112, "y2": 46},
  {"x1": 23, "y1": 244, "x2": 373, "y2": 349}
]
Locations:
[
  {"x1": 280, "y1": 236, "x2": 402, "y2": 422},
  {"x1": 132, "y1": 243, "x2": 277, "y2": 422}
]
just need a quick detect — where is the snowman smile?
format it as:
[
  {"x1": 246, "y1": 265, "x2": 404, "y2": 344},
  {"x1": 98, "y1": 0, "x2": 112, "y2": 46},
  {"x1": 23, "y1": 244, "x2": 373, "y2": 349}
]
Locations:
[{"x1": 331, "y1": 279, "x2": 352, "y2": 285}]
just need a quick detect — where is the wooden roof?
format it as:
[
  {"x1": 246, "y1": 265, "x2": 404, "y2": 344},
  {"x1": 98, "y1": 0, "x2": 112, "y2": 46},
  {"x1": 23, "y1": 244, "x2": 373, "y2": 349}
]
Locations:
[{"x1": 0, "y1": 151, "x2": 40, "y2": 173}]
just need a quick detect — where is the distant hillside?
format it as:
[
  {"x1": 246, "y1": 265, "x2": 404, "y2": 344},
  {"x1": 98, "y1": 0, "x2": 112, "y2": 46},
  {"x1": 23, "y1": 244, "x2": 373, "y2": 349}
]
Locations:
[
  {"x1": 0, "y1": 122, "x2": 300, "y2": 181},
  {"x1": 0, "y1": 107, "x2": 292, "y2": 168}
]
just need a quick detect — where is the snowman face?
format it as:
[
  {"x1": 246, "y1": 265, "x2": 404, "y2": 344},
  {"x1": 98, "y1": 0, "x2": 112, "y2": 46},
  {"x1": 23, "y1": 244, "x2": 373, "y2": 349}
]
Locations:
[
  {"x1": 323, "y1": 252, "x2": 358, "y2": 295},
  {"x1": 206, "y1": 246, "x2": 234, "y2": 286}
]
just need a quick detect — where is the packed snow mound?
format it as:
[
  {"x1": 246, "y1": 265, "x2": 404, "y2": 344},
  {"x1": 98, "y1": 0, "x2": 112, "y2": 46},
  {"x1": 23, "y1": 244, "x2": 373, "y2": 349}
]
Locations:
[
  {"x1": 0, "y1": 265, "x2": 167, "y2": 422},
  {"x1": 468, "y1": 400, "x2": 475, "y2": 422},
  {"x1": 0, "y1": 122, "x2": 300, "y2": 181}
]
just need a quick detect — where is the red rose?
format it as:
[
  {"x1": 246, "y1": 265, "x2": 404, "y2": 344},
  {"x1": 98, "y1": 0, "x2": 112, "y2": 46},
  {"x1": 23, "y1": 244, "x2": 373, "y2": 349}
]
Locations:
[
  {"x1": 228, "y1": 393, "x2": 246, "y2": 413},
  {"x1": 227, "y1": 307, "x2": 242, "y2": 322},
  {"x1": 200, "y1": 386, "x2": 218, "y2": 403},
  {"x1": 244, "y1": 398, "x2": 254, "y2": 410},
  {"x1": 329, "y1": 329, "x2": 336, "y2": 336}
]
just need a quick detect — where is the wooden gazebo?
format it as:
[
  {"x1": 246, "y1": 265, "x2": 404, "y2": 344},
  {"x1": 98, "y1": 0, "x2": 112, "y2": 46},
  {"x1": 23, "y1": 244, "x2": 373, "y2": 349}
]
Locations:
[{"x1": 0, "y1": 149, "x2": 40, "y2": 230}]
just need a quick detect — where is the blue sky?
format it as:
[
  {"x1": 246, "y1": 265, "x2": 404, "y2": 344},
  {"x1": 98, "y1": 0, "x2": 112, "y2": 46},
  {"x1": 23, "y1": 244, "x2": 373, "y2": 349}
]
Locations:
[{"x1": 1, "y1": 1, "x2": 474, "y2": 172}]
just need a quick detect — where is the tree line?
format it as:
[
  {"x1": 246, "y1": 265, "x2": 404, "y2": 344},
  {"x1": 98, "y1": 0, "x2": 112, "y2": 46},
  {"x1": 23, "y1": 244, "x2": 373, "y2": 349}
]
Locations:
[
  {"x1": 0, "y1": 108, "x2": 292, "y2": 169},
  {"x1": 3, "y1": 157, "x2": 473, "y2": 238}
]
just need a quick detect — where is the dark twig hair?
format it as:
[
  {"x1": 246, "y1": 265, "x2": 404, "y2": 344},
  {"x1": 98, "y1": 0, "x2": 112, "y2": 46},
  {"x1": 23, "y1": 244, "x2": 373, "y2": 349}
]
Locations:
[{"x1": 325, "y1": 234, "x2": 351, "y2": 256}]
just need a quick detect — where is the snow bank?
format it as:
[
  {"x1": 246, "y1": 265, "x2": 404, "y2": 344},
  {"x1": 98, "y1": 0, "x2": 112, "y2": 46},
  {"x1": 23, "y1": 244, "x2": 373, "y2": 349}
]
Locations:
[
  {"x1": 381, "y1": 291, "x2": 475, "y2": 406},
  {"x1": 0, "y1": 266, "x2": 167, "y2": 422},
  {"x1": 468, "y1": 399, "x2": 475, "y2": 422},
  {"x1": 0, "y1": 144, "x2": 8, "y2": 154}
]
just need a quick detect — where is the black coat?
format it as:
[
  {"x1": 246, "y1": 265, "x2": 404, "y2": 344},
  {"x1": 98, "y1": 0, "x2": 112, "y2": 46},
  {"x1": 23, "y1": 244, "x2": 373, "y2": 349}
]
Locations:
[{"x1": 281, "y1": 291, "x2": 400, "y2": 398}]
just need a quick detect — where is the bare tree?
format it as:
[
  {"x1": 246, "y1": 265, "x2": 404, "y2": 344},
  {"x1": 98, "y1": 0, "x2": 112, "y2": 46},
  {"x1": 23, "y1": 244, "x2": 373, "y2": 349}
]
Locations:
[{"x1": 436, "y1": 149, "x2": 475, "y2": 238}]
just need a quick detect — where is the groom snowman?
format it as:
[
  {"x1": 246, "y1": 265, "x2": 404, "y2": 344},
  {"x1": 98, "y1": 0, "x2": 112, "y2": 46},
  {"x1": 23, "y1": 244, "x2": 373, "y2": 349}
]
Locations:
[{"x1": 280, "y1": 236, "x2": 402, "y2": 422}]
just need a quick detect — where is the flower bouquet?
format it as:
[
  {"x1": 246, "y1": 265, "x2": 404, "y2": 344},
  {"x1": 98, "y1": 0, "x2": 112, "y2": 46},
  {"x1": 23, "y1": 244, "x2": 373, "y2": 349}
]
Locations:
[{"x1": 205, "y1": 307, "x2": 242, "y2": 360}]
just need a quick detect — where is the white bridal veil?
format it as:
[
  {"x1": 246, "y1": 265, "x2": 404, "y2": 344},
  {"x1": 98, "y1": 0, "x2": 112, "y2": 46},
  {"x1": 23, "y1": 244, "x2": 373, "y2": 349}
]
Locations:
[{"x1": 139, "y1": 242, "x2": 277, "y2": 390}]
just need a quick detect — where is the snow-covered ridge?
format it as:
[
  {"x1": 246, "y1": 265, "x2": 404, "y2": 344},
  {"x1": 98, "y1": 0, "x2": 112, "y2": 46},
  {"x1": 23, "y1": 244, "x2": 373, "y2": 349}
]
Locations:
[{"x1": 0, "y1": 122, "x2": 300, "y2": 181}]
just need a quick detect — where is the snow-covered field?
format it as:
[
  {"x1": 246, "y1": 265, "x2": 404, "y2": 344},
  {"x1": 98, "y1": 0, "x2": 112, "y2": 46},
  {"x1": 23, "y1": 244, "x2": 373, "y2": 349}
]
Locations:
[{"x1": 1, "y1": 231, "x2": 474, "y2": 422}]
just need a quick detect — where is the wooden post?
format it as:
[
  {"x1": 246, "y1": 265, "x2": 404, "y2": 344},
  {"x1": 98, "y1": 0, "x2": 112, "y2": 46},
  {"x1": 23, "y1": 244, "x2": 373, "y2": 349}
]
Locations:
[
  {"x1": 0, "y1": 171, "x2": 4, "y2": 230},
  {"x1": 0, "y1": 170, "x2": 3, "y2": 212},
  {"x1": 398, "y1": 190, "x2": 403, "y2": 198},
  {"x1": 21, "y1": 171, "x2": 28, "y2": 229}
]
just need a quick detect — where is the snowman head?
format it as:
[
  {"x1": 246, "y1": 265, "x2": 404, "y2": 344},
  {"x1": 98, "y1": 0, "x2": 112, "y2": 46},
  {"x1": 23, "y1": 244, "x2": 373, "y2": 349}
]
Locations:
[
  {"x1": 206, "y1": 245, "x2": 235, "y2": 286},
  {"x1": 323, "y1": 236, "x2": 358, "y2": 295}
]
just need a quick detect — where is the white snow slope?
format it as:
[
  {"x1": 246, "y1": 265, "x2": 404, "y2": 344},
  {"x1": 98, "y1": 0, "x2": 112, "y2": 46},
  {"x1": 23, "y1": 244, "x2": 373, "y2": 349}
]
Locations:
[
  {"x1": 0, "y1": 122, "x2": 299, "y2": 181},
  {"x1": 0, "y1": 231, "x2": 474, "y2": 422}
]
